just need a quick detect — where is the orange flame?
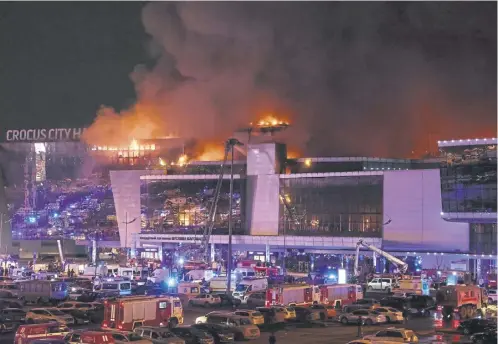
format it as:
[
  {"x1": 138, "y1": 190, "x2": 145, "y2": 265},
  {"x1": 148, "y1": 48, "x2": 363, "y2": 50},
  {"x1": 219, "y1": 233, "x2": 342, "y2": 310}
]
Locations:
[
  {"x1": 195, "y1": 142, "x2": 226, "y2": 161},
  {"x1": 252, "y1": 114, "x2": 289, "y2": 128}
]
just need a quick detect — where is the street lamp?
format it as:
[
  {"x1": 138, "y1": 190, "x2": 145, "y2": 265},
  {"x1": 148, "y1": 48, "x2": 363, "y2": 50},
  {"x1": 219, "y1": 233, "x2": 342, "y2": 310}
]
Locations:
[{"x1": 226, "y1": 138, "x2": 243, "y2": 294}]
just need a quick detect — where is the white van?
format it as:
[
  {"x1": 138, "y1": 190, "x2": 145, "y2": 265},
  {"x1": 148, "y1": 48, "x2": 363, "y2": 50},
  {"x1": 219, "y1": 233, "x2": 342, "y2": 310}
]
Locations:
[
  {"x1": 96, "y1": 278, "x2": 131, "y2": 296},
  {"x1": 186, "y1": 269, "x2": 214, "y2": 282},
  {"x1": 232, "y1": 277, "x2": 268, "y2": 301},
  {"x1": 367, "y1": 278, "x2": 397, "y2": 292},
  {"x1": 210, "y1": 276, "x2": 236, "y2": 293}
]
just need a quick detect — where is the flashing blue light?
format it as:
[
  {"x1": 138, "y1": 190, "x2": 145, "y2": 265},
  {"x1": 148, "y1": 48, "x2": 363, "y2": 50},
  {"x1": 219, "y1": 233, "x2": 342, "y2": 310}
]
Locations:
[
  {"x1": 167, "y1": 278, "x2": 177, "y2": 287},
  {"x1": 178, "y1": 258, "x2": 184, "y2": 265},
  {"x1": 28, "y1": 217, "x2": 36, "y2": 224},
  {"x1": 53, "y1": 213, "x2": 58, "y2": 218},
  {"x1": 416, "y1": 268, "x2": 421, "y2": 272},
  {"x1": 329, "y1": 274, "x2": 337, "y2": 279}
]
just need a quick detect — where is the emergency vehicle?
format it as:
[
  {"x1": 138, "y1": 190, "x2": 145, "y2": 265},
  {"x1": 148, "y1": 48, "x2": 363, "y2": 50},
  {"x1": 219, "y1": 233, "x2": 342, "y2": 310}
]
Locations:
[
  {"x1": 15, "y1": 323, "x2": 70, "y2": 344},
  {"x1": 266, "y1": 284, "x2": 314, "y2": 306},
  {"x1": 102, "y1": 295, "x2": 184, "y2": 331},
  {"x1": 436, "y1": 285, "x2": 487, "y2": 319},
  {"x1": 315, "y1": 284, "x2": 363, "y2": 307}
]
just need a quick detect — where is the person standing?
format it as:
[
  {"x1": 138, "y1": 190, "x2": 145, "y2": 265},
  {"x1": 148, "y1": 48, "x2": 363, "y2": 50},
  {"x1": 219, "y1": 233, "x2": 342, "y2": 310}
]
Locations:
[
  {"x1": 402, "y1": 308, "x2": 409, "y2": 324},
  {"x1": 357, "y1": 315, "x2": 363, "y2": 337},
  {"x1": 269, "y1": 332, "x2": 276, "y2": 344}
]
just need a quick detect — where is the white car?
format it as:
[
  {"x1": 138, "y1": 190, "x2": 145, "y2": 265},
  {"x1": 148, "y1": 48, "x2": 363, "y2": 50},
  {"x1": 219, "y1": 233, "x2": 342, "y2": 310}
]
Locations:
[
  {"x1": 189, "y1": 293, "x2": 221, "y2": 307},
  {"x1": 364, "y1": 328, "x2": 419, "y2": 343},
  {"x1": 487, "y1": 289, "x2": 497, "y2": 303}
]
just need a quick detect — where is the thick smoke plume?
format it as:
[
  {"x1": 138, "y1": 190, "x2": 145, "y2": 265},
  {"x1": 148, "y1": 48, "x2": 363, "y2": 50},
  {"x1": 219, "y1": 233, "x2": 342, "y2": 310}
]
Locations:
[{"x1": 83, "y1": 2, "x2": 496, "y2": 158}]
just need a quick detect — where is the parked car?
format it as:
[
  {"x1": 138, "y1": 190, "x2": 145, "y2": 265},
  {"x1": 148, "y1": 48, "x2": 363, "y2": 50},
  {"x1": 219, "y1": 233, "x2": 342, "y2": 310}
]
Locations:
[
  {"x1": 170, "y1": 326, "x2": 215, "y2": 344},
  {"x1": 57, "y1": 301, "x2": 96, "y2": 312},
  {"x1": 310, "y1": 304, "x2": 336, "y2": 320},
  {"x1": 233, "y1": 310, "x2": 264, "y2": 325},
  {"x1": 471, "y1": 329, "x2": 497, "y2": 344},
  {"x1": 133, "y1": 326, "x2": 185, "y2": 344},
  {"x1": 108, "y1": 330, "x2": 153, "y2": 344},
  {"x1": 379, "y1": 297, "x2": 409, "y2": 311},
  {"x1": 371, "y1": 307, "x2": 404, "y2": 323},
  {"x1": 15, "y1": 323, "x2": 70, "y2": 344},
  {"x1": 293, "y1": 306, "x2": 319, "y2": 322},
  {"x1": 245, "y1": 293, "x2": 266, "y2": 307},
  {"x1": 217, "y1": 294, "x2": 241, "y2": 307},
  {"x1": 255, "y1": 307, "x2": 285, "y2": 324},
  {"x1": 65, "y1": 331, "x2": 117, "y2": 344},
  {"x1": 0, "y1": 318, "x2": 16, "y2": 333},
  {"x1": 59, "y1": 309, "x2": 91, "y2": 325},
  {"x1": 343, "y1": 299, "x2": 380, "y2": 313},
  {"x1": 487, "y1": 289, "x2": 497, "y2": 303},
  {"x1": 189, "y1": 294, "x2": 221, "y2": 307},
  {"x1": 199, "y1": 312, "x2": 260, "y2": 340},
  {"x1": 367, "y1": 278, "x2": 398, "y2": 292},
  {"x1": 363, "y1": 328, "x2": 419, "y2": 343},
  {"x1": 192, "y1": 323, "x2": 235, "y2": 344},
  {"x1": 339, "y1": 309, "x2": 387, "y2": 326},
  {"x1": 271, "y1": 306, "x2": 296, "y2": 321},
  {"x1": 25, "y1": 308, "x2": 74, "y2": 325},
  {"x1": 457, "y1": 318, "x2": 497, "y2": 335},
  {"x1": 0, "y1": 308, "x2": 26, "y2": 323}
]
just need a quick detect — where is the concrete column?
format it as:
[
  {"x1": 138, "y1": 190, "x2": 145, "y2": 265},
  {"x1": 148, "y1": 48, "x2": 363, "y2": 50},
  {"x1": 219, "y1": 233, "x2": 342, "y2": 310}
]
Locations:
[
  {"x1": 265, "y1": 243, "x2": 270, "y2": 263},
  {"x1": 373, "y1": 251, "x2": 377, "y2": 272},
  {"x1": 92, "y1": 240, "x2": 97, "y2": 265}
]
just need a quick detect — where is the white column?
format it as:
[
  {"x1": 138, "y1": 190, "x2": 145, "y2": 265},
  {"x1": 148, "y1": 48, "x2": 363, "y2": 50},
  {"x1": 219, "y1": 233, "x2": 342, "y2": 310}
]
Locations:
[
  {"x1": 210, "y1": 244, "x2": 216, "y2": 263},
  {"x1": 265, "y1": 243, "x2": 270, "y2": 263},
  {"x1": 373, "y1": 251, "x2": 377, "y2": 271}
]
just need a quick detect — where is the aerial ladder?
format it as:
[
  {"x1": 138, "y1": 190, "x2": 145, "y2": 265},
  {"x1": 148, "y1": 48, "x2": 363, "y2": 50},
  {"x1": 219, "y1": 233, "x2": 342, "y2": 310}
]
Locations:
[
  {"x1": 354, "y1": 239, "x2": 408, "y2": 277},
  {"x1": 200, "y1": 142, "x2": 231, "y2": 263}
]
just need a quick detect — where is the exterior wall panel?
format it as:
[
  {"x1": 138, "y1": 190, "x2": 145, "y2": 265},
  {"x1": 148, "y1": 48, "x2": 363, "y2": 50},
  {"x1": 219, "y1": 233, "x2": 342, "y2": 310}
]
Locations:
[{"x1": 383, "y1": 169, "x2": 469, "y2": 252}]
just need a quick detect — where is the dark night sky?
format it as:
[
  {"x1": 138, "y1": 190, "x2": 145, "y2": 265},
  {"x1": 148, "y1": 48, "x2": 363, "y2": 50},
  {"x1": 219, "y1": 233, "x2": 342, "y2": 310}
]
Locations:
[{"x1": 0, "y1": 2, "x2": 496, "y2": 157}]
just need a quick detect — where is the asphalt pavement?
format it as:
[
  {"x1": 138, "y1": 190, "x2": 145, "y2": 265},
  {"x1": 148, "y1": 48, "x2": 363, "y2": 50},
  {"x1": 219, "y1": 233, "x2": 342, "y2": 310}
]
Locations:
[{"x1": 0, "y1": 291, "x2": 475, "y2": 344}]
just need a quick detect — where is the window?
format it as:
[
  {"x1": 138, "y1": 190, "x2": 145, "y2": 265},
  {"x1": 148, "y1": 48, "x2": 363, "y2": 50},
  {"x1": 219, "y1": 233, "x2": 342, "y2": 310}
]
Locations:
[
  {"x1": 112, "y1": 334, "x2": 127, "y2": 341},
  {"x1": 375, "y1": 331, "x2": 388, "y2": 337},
  {"x1": 386, "y1": 331, "x2": 403, "y2": 338},
  {"x1": 120, "y1": 283, "x2": 131, "y2": 290},
  {"x1": 159, "y1": 302, "x2": 167, "y2": 309}
]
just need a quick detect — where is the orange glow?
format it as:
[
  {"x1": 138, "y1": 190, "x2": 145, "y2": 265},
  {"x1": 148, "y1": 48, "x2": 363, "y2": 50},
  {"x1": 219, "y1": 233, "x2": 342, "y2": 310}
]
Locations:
[
  {"x1": 286, "y1": 147, "x2": 302, "y2": 159},
  {"x1": 304, "y1": 158, "x2": 312, "y2": 167},
  {"x1": 173, "y1": 154, "x2": 188, "y2": 167},
  {"x1": 195, "y1": 141, "x2": 226, "y2": 161},
  {"x1": 252, "y1": 114, "x2": 289, "y2": 128}
]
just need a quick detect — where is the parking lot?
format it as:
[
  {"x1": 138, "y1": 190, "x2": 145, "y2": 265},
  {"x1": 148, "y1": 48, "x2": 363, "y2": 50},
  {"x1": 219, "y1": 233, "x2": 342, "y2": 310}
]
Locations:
[{"x1": 0, "y1": 299, "x2": 479, "y2": 344}]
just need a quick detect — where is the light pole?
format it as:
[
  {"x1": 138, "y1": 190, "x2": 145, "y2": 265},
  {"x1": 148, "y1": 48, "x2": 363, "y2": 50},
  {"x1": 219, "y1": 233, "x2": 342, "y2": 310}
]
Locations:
[
  {"x1": 226, "y1": 138, "x2": 243, "y2": 294},
  {"x1": 122, "y1": 212, "x2": 137, "y2": 260}
]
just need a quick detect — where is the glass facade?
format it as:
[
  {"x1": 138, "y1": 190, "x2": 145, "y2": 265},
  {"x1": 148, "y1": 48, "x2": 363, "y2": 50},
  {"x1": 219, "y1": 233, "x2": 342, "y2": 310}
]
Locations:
[
  {"x1": 470, "y1": 223, "x2": 497, "y2": 255},
  {"x1": 439, "y1": 144, "x2": 497, "y2": 213},
  {"x1": 141, "y1": 179, "x2": 245, "y2": 235},
  {"x1": 279, "y1": 175, "x2": 383, "y2": 237}
]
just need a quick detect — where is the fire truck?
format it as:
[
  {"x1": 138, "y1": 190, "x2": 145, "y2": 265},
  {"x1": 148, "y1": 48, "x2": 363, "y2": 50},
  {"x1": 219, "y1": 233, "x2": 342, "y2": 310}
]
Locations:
[
  {"x1": 266, "y1": 284, "x2": 314, "y2": 306},
  {"x1": 435, "y1": 285, "x2": 487, "y2": 319},
  {"x1": 316, "y1": 284, "x2": 363, "y2": 307},
  {"x1": 101, "y1": 295, "x2": 184, "y2": 331}
]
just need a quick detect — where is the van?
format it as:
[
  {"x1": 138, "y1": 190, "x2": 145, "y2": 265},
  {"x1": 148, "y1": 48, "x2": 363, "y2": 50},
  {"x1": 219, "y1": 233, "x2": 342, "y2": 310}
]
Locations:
[
  {"x1": 15, "y1": 323, "x2": 70, "y2": 344},
  {"x1": 204, "y1": 312, "x2": 260, "y2": 340},
  {"x1": 367, "y1": 278, "x2": 397, "y2": 292},
  {"x1": 18, "y1": 280, "x2": 68, "y2": 303},
  {"x1": 232, "y1": 277, "x2": 268, "y2": 301},
  {"x1": 96, "y1": 279, "x2": 131, "y2": 296}
]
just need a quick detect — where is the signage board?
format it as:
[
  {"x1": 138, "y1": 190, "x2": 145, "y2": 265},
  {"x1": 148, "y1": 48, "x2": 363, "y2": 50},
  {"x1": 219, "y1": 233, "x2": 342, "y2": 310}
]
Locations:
[
  {"x1": 3, "y1": 128, "x2": 87, "y2": 142},
  {"x1": 139, "y1": 235, "x2": 201, "y2": 243}
]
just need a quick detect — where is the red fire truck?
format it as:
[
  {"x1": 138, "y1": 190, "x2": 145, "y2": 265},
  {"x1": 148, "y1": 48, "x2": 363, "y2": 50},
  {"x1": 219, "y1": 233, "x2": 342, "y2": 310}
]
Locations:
[
  {"x1": 317, "y1": 284, "x2": 363, "y2": 307},
  {"x1": 266, "y1": 284, "x2": 314, "y2": 306},
  {"x1": 102, "y1": 296, "x2": 184, "y2": 331}
]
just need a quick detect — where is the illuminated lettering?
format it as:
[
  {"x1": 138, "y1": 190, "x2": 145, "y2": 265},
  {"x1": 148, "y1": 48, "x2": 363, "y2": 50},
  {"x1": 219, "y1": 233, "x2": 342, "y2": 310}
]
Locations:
[
  {"x1": 19, "y1": 130, "x2": 26, "y2": 141},
  {"x1": 48, "y1": 129, "x2": 56, "y2": 140},
  {"x1": 6, "y1": 130, "x2": 12, "y2": 141},
  {"x1": 3, "y1": 127, "x2": 87, "y2": 142}
]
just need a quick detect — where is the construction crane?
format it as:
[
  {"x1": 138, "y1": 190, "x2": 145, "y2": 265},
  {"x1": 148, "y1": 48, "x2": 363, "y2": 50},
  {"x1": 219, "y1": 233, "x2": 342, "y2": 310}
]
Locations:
[
  {"x1": 200, "y1": 142, "x2": 231, "y2": 263},
  {"x1": 354, "y1": 239, "x2": 408, "y2": 277}
]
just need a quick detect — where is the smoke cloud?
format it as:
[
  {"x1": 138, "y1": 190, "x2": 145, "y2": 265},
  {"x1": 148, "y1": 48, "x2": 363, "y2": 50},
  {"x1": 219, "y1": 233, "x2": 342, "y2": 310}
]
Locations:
[{"x1": 84, "y1": 2, "x2": 496, "y2": 158}]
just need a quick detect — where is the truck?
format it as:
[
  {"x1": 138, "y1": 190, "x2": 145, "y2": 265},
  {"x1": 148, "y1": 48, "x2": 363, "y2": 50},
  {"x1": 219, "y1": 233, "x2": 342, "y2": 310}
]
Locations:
[
  {"x1": 101, "y1": 295, "x2": 184, "y2": 331},
  {"x1": 435, "y1": 284, "x2": 487, "y2": 319},
  {"x1": 209, "y1": 276, "x2": 236, "y2": 293},
  {"x1": 147, "y1": 268, "x2": 170, "y2": 284},
  {"x1": 266, "y1": 284, "x2": 314, "y2": 306},
  {"x1": 232, "y1": 277, "x2": 268, "y2": 301},
  {"x1": 316, "y1": 284, "x2": 363, "y2": 308},
  {"x1": 18, "y1": 280, "x2": 68, "y2": 304},
  {"x1": 186, "y1": 269, "x2": 214, "y2": 282}
]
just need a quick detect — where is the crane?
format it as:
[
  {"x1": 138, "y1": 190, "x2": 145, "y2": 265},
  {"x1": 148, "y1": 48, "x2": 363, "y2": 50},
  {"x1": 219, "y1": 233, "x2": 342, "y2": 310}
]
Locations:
[
  {"x1": 354, "y1": 239, "x2": 408, "y2": 277},
  {"x1": 199, "y1": 142, "x2": 231, "y2": 263}
]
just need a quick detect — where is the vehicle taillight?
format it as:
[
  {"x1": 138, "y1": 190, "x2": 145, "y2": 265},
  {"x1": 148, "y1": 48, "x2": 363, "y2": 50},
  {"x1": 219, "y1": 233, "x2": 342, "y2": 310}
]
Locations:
[{"x1": 102, "y1": 321, "x2": 108, "y2": 327}]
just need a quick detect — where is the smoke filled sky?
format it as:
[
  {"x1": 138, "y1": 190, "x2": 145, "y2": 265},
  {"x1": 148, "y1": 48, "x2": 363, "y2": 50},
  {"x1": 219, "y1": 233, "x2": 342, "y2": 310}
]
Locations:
[{"x1": 0, "y1": 2, "x2": 495, "y2": 157}]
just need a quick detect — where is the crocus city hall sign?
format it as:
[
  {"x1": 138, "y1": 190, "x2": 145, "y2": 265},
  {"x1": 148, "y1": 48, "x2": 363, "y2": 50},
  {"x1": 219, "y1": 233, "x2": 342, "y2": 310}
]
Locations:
[{"x1": 5, "y1": 128, "x2": 86, "y2": 142}]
